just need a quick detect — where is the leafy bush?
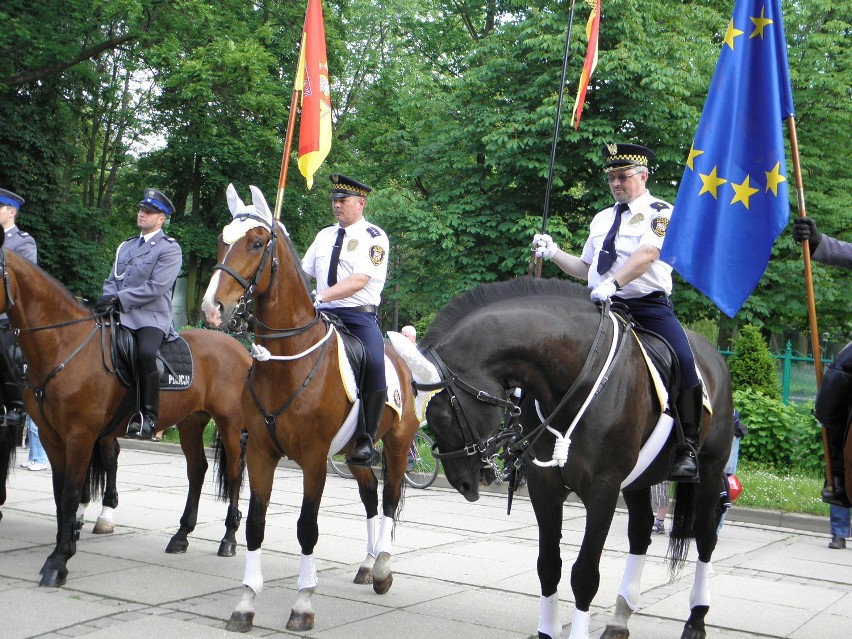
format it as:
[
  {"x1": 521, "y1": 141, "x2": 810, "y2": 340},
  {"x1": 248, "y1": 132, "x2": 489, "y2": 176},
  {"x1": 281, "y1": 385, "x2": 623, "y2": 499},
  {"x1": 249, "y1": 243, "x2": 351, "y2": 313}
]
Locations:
[
  {"x1": 735, "y1": 388, "x2": 823, "y2": 475},
  {"x1": 728, "y1": 325, "x2": 780, "y2": 399}
]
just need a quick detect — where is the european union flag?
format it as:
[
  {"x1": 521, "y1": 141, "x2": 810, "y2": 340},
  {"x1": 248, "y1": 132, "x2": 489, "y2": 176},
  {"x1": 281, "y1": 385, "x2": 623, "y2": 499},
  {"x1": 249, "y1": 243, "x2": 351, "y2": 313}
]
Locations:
[{"x1": 659, "y1": 0, "x2": 795, "y2": 318}]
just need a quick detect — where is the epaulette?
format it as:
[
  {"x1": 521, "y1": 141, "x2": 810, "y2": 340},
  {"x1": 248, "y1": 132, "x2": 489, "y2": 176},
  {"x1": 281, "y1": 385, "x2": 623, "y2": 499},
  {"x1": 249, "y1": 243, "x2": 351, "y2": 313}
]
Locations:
[
  {"x1": 366, "y1": 226, "x2": 383, "y2": 238},
  {"x1": 18, "y1": 231, "x2": 31, "y2": 237},
  {"x1": 162, "y1": 235, "x2": 177, "y2": 243},
  {"x1": 649, "y1": 201, "x2": 671, "y2": 212}
]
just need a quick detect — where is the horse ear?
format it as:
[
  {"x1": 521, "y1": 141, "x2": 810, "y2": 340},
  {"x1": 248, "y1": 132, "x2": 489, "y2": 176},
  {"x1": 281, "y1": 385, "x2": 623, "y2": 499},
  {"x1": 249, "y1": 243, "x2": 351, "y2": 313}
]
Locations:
[
  {"x1": 226, "y1": 183, "x2": 245, "y2": 218},
  {"x1": 388, "y1": 331, "x2": 440, "y2": 384},
  {"x1": 248, "y1": 185, "x2": 273, "y2": 223}
]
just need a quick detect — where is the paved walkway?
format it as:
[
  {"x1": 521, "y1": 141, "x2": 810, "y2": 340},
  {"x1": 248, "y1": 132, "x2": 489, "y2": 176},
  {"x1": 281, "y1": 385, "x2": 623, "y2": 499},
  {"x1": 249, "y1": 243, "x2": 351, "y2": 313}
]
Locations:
[{"x1": 1, "y1": 442, "x2": 850, "y2": 638}]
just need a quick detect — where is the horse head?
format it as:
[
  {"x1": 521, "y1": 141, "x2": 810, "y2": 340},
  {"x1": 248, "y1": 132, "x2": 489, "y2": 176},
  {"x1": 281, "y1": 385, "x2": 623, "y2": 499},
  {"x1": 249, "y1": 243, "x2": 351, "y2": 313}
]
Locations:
[
  {"x1": 389, "y1": 330, "x2": 518, "y2": 502},
  {"x1": 202, "y1": 184, "x2": 284, "y2": 330}
]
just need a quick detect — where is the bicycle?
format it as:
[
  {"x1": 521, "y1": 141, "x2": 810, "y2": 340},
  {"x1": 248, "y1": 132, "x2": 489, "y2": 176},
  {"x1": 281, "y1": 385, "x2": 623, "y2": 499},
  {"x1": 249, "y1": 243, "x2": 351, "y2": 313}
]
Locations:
[{"x1": 328, "y1": 427, "x2": 440, "y2": 489}]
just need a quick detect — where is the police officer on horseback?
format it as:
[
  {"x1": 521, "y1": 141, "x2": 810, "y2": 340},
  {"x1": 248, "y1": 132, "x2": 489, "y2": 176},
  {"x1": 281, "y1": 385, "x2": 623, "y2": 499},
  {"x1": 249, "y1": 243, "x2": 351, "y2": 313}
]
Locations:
[
  {"x1": 0, "y1": 188, "x2": 37, "y2": 437},
  {"x1": 302, "y1": 175, "x2": 389, "y2": 467},
  {"x1": 532, "y1": 143, "x2": 703, "y2": 482},
  {"x1": 794, "y1": 216, "x2": 851, "y2": 508},
  {"x1": 95, "y1": 189, "x2": 182, "y2": 440}
]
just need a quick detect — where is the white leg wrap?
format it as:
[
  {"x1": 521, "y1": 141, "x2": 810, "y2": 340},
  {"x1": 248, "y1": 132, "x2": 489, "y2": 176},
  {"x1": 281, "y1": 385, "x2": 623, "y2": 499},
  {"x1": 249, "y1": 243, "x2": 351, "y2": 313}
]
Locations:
[
  {"x1": 568, "y1": 607, "x2": 591, "y2": 639},
  {"x1": 689, "y1": 560, "x2": 712, "y2": 608},
  {"x1": 243, "y1": 548, "x2": 264, "y2": 594},
  {"x1": 365, "y1": 515, "x2": 378, "y2": 557},
  {"x1": 617, "y1": 553, "x2": 646, "y2": 611},
  {"x1": 374, "y1": 514, "x2": 394, "y2": 556},
  {"x1": 77, "y1": 502, "x2": 89, "y2": 519},
  {"x1": 537, "y1": 592, "x2": 561, "y2": 639},
  {"x1": 97, "y1": 505, "x2": 115, "y2": 523},
  {"x1": 297, "y1": 552, "x2": 318, "y2": 591}
]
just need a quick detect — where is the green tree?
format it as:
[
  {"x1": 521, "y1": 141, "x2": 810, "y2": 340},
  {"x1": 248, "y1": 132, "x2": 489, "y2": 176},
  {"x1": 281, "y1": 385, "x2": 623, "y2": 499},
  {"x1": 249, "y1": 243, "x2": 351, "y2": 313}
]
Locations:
[{"x1": 728, "y1": 325, "x2": 781, "y2": 399}]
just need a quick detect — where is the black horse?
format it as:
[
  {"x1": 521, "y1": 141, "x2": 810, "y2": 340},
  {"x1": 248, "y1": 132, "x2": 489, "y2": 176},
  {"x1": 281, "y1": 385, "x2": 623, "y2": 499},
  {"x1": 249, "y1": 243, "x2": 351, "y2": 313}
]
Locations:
[{"x1": 391, "y1": 277, "x2": 733, "y2": 639}]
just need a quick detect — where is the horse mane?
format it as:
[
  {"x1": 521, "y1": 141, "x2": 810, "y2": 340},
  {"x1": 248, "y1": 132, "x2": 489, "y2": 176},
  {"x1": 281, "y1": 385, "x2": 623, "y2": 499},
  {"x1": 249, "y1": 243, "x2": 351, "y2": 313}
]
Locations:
[
  {"x1": 276, "y1": 223, "x2": 312, "y2": 293},
  {"x1": 8, "y1": 250, "x2": 88, "y2": 313},
  {"x1": 423, "y1": 276, "x2": 590, "y2": 344}
]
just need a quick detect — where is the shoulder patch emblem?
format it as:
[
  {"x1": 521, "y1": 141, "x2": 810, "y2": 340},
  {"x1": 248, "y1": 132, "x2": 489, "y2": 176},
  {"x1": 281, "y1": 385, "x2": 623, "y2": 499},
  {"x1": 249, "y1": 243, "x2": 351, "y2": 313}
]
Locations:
[
  {"x1": 649, "y1": 201, "x2": 671, "y2": 212},
  {"x1": 650, "y1": 216, "x2": 668, "y2": 237},
  {"x1": 346, "y1": 238, "x2": 359, "y2": 252},
  {"x1": 366, "y1": 226, "x2": 382, "y2": 238},
  {"x1": 393, "y1": 389, "x2": 402, "y2": 408},
  {"x1": 369, "y1": 245, "x2": 386, "y2": 266}
]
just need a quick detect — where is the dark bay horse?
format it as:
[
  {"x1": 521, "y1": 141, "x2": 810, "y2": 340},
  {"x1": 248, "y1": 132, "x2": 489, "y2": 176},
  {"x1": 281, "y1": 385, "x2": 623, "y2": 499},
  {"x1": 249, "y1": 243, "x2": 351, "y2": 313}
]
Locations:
[
  {"x1": 391, "y1": 277, "x2": 733, "y2": 639},
  {"x1": 201, "y1": 185, "x2": 421, "y2": 632},
  {"x1": 0, "y1": 240, "x2": 251, "y2": 587}
]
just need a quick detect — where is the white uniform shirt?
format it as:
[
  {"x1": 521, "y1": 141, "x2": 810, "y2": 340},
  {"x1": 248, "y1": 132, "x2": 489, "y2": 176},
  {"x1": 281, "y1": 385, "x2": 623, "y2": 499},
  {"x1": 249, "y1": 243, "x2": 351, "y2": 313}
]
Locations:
[
  {"x1": 302, "y1": 217, "x2": 389, "y2": 307},
  {"x1": 581, "y1": 190, "x2": 673, "y2": 298}
]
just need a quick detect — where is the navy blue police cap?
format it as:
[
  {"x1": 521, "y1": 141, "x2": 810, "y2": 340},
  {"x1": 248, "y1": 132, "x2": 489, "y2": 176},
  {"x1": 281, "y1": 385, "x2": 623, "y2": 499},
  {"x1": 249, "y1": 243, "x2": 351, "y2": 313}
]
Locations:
[
  {"x1": 329, "y1": 174, "x2": 373, "y2": 198},
  {"x1": 139, "y1": 189, "x2": 175, "y2": 216},
  {"x1": 601, "y1": 143, "x2": 655, "y2": 172},
  {"x1": 0, "y1": 189, "x2": 25, "y2": 209}
]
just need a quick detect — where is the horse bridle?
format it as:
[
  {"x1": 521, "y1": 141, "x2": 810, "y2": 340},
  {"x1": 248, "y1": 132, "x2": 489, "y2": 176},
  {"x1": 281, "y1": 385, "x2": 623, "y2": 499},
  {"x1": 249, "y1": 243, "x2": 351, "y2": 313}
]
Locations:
[{"x1": 413, "y1": 345, "x2": 521, "y2": 464}]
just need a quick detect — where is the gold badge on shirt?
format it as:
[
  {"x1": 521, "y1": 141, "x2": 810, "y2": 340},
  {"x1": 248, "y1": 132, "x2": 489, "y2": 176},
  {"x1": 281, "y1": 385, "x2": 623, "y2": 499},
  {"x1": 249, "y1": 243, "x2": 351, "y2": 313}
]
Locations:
[
  {"x1": 347, "y1": 239, "x2": 359, "y2": 252},
  {"x1": 628, "y1": 213, "x2": 645, "y2": 226},
  {"x1": 370, "y1": 245, "x2": 386, "y2": 266}
]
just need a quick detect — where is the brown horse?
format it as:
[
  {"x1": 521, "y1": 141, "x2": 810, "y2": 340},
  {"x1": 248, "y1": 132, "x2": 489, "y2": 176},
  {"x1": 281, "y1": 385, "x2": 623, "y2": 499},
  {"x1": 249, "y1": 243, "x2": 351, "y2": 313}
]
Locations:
[
  {"x1": 202, "y1": 185, "x2": 420, "y2": 633},
  {"x1": 0, "y1": 238, "x2": 250, "y2": 587}
]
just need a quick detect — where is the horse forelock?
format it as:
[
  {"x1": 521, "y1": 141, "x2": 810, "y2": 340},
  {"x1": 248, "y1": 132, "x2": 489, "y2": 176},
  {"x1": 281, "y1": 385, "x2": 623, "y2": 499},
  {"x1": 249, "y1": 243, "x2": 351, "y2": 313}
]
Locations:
[{"x1": 422, "y1": 277, "x2": 592, "y2": 346}]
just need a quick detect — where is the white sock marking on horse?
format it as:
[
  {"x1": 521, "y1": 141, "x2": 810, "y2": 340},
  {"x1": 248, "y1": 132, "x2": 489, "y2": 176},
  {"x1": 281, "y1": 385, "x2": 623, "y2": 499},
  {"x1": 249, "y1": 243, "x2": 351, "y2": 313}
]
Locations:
[
  {"x1": 617, "y1": 553, "x2": 646, "y2": 610},
  {"x1": 537, "y1": 592, "x2": 561, "y2": 639},
  {"x1": 77, "y1": 502, "x2": 88, "y2": 520},
  {"x1": 97, "y1": 505, "x2": 115, "y2": 523},
  {"x1": 568, "y1": 607, "x2": 591, "y2": 639},
  {"x1": 243, "y1": 548, "x2": 264, "y2": 593},
  {"x1": 374, "y1": 514, "x2": 394, "y2": 556},
  {"x1": 690, "y1": 560, "x2": 712, "y2": 608},
  {"x1": 297, "y1": 553, "x2": 318, "y2": 590},
  {"x1": 365, "y1": 515, "x2": 378, "y2": 557}
]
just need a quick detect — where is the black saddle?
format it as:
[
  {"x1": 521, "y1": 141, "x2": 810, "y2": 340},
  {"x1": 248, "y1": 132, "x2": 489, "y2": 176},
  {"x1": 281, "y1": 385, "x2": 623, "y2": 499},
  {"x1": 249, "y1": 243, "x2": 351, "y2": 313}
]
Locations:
[
  {"x1": 111, "y1": 325, "x2": 194, "y2": 390},
  {"x1": 320, "y1": 311, "x2": 367, "y2": 388}
]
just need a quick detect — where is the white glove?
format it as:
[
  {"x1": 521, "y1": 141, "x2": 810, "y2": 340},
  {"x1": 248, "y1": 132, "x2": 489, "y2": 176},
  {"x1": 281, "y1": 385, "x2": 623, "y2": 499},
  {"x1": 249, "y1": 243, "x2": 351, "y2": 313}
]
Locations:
[
  {"x1": 590, "y1": 277, "x2": 618, "y2": 302},
  {"x1": 532, "y1": 233, "x2": 558, "y2": 260},
  {"x1": 311, "y1": 290, "x2": 323, "y2": 308}
]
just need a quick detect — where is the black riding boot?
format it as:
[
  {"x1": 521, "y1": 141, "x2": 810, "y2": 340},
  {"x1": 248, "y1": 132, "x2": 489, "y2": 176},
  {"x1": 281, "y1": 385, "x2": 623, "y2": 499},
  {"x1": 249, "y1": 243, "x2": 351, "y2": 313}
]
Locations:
[
  {"x1": 347, "y1": 388, "x2": 386, "y2": 467},
  {"x1": 127, "y1": 370, "x2": 160, "y2": 440},
  {"x1": 821, "y1": 425, "x2": 850, "y2": 507},
  {"x1": 670, "y1": 384, "x2": 702, "y2": 482}
]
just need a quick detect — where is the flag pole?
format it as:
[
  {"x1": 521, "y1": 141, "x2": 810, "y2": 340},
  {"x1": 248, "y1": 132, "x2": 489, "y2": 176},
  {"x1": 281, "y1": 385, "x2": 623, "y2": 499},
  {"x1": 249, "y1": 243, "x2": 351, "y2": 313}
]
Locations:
[
  {"x1": 273, "y1": 88, "x2": 301, "y2": 222},
  {"x1": 529, "y1": 0, "x2": 578, "y2": 277},
  {"x1": 787, "y1": 115, "x2": 832, "y2": 486}
]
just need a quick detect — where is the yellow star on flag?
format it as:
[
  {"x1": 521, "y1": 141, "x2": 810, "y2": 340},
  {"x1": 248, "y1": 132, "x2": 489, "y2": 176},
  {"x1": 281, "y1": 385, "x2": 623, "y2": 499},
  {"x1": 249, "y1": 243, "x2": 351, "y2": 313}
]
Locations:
[
  {"x1": 698, "y1": 166, "x2": 727, "y2": 199},
  {"x1": 750, "y1": 7, "x2": 773, "y2": 39},
  {"x1": 686, "y1": 145, "x2": 704, "y2": 171},
  {"x1": 724, "y1": 20, "x2": 744, "y2": 50},
  {"x1": 764, "y1": 162, "x2": 786, "y2": 195},
  {"x1": 731, "y1": 175, "x2": 759, "y2": 209}
]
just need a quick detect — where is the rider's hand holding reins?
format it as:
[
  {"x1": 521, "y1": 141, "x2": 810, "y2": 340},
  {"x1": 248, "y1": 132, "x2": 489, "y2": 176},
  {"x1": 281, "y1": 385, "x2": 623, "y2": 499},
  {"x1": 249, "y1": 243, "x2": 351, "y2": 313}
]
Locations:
[
  {"x1": 531, "y1": 234, "x2": 558, "y2": 260},
  {"x1": 93, "y1": 294, "x2": 119, "y2": 314},
  {"x1": 590, "y1": 277, "x2": 620, "y2": 302}
]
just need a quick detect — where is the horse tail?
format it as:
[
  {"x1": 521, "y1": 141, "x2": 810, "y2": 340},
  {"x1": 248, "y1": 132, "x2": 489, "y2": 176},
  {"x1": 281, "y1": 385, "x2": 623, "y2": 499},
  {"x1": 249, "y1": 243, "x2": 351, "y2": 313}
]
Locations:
[
  {"x1": 1, "y1": 423, "x2": 16, "y2": 484},
  {"x1": 381, "y1": 456, "x2": 406, "y2": 540},
  {"x1": 87, "y1": 440, "x2": 109, "y2": 502},
  {"x1": 213, "y1": 430, "x2": 229, "y2": 501},
  {"x1": 667, "y1": 482, "x2": 697, "y2": 578}
]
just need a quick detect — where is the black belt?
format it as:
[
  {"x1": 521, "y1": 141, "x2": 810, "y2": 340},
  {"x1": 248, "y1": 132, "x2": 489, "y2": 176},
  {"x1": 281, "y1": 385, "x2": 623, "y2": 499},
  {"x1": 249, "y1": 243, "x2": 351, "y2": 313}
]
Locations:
[
  {"x1": 614, "y1": 291, "x2": 667, "y2": 301},
  {"x1": 333, "y1": 304, "x2": 378, "y2": 314}
]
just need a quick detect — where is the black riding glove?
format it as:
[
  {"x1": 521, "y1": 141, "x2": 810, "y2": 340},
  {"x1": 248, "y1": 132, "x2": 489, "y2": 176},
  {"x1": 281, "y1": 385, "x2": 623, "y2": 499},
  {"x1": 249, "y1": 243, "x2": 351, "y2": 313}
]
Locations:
[
  {"x1": 792, "y1": 217, "x2": 821, "y2": 254},
  {"x1": 94, "y1": 294, "x2": 120, "y2": 314}
]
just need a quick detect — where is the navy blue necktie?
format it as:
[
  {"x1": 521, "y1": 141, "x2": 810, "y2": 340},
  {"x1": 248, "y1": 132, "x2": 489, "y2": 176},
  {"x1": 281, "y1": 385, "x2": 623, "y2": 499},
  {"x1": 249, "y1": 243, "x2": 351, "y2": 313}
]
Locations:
[
  {"x1": 327, "y1": 228, "x2": 346, "y2": 286},
  {"x1": 597, "y1": 203, "x2": 629, "y2": 275},
  {"x1": 138, "y1": 236, "x2": 145, "y2": 247}
]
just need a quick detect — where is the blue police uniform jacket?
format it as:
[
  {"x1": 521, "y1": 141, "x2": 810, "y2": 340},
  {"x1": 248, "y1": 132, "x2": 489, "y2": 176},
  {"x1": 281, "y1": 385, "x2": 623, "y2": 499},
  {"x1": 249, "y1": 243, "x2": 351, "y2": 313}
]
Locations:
[
  {"x1": 102, "y1": 230, "x2": 182, "y2": 338},
  {"x1": 1, "y1": 226, "x2": 37, "y2": 323}
]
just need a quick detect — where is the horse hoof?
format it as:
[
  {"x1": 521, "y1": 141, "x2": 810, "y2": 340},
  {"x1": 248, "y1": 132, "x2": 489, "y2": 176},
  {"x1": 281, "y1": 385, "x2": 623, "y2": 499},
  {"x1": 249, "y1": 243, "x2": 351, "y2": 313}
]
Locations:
[
  {"x1": 601, "y1": 626, "x2": 630, "y2": 639},
  {"x1": 39, "y1": 568, "x2": 67, "y2": 587},
  {"x1": 225, "y1": 611, "x2": 254, "y2": 633},
  {"x1": 92, "y1": 519, "x2": 114, "y2": 534},
  {"x1": 218, "y1": 540, "x2": 237, "y2": 557},
  {"x1": 372, "y1": 571, "x2": 393, "y2": 595},
  {"x1": 165, "y1": 538, "x2": 189, "y2": 554},
  {"x1": 680, "y1": 623, "x2": 706, "y2": 639},
  {"x1": 39, "y1": 558, "x2": 53, "y2": 576},
  {"x1": 285, "y1": 610, "x2": 315, "y2": 632},
  {"x1": 353, "y1": 566, "x2": 373, "y2": 584}
]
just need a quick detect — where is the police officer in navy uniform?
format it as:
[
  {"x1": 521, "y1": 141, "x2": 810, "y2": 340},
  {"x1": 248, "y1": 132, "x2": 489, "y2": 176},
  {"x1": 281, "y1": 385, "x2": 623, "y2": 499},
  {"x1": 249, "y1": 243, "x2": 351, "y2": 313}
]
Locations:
[
  {"x1": 95, "y1": 189, "x2": 182, "y2": 439},
  {"x1": 532, "y1": 143, "x2": 702, "y2": 482},
  {"x1": 794, "y1": 216, "x2": 852, "y2": 507},
  {"x1": 302, "y1": 175, "x2": 389, "y2": 467},
  {"x1": 0, "y1": 188, "x2": 37, "y2": 433}
]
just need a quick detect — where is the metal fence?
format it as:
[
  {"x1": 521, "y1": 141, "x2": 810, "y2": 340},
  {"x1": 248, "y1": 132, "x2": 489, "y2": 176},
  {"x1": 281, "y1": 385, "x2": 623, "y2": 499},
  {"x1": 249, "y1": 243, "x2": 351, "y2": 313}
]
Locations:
[{"x1": 720, "y1": 341, "x2": 831, "y2": 405}]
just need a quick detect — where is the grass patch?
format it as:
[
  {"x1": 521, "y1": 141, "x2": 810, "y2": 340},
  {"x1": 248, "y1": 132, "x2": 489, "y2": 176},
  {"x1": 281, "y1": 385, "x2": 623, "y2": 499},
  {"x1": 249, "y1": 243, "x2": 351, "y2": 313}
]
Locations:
[
  {"x1": 735, "y1": 459, "x2": 829, "y2": 516},
  {"x1": 161, "y1": 420, "x2": 218, "y2": 447}
]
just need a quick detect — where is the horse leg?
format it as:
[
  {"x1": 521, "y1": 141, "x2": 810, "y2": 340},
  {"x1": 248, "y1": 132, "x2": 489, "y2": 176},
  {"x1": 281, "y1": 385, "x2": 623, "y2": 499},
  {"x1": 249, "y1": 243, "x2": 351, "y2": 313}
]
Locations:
[
  {"x1": 285, "y1": 465, "x2": 326, "y2": 632},
  {"x1": 601, "y1": 488, "x2": 654, "y2": 639},
  {"x1": 677, "y1": 481, "x2": 719, "y2": 639},
  {"x1": 214, "y1": 416, "x2": 244, "y2": 558},
  {"x1": 528, "y1": 471, "x2": 568, "y2": 639},
  {"x1": 93, "y1": 438, "x2": 119, "y2": 534},
  {"x1": 166, "y1": 415, "x2": 207, "y2": 554},
  {"x1": 227, "y1": 454, "x2": 276, "y2": 633},
  {"x1": 0, "y1": 422, "x2": 13, "y2": 522},
  {"x1": 351, "y1": 465, "x2": 380, "y2": 584}
]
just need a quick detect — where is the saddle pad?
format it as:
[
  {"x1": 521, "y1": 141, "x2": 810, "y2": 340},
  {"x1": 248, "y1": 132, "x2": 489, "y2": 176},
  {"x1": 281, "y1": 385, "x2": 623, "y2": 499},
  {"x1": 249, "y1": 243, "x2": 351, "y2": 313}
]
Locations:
[
  {"x1": 336, "y1": 332, "x2": 403, "y2": 418},
  {"x1": 113, "y1": 333, "x2": 194, "y2": 391}
]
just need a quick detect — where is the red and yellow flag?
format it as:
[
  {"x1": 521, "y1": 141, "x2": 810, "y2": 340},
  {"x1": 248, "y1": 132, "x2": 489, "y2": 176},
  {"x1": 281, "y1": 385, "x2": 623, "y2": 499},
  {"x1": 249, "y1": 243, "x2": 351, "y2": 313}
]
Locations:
[
  {"x1": 571, "y1": 0, "x2": 601, "y2": 130},
  {"x1": 294, "y1": 0, "x2": 332, "y2": 189}
]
